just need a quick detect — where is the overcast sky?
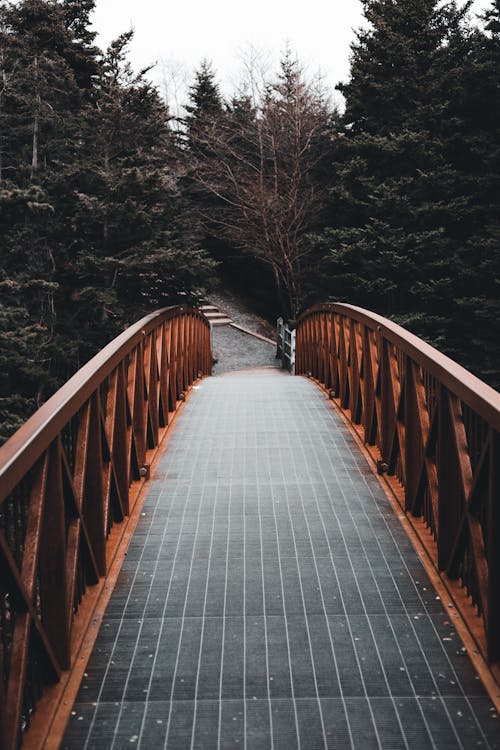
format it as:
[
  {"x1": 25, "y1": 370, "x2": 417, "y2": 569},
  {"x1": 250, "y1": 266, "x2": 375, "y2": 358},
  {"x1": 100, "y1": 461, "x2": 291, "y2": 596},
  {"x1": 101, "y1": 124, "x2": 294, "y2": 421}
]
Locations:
[{"x1": 91, "y1": 0, "x2": 490, "y2": 110}]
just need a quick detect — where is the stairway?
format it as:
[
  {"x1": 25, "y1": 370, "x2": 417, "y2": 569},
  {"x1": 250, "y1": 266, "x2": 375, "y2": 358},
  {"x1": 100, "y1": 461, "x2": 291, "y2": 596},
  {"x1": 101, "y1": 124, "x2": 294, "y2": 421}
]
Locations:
[{"x1": 199, "y1": 304, "x2": 233, "y2": 326}]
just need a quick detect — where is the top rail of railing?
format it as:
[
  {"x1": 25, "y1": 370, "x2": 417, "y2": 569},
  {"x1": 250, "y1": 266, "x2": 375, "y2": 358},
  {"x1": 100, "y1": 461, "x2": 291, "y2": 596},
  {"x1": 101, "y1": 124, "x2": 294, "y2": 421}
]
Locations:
[
  {"x1": 299, "y1": 303, "x2": 500, "y2": 430},
  {"x1": 0, "y1": 305, "x2": 211, "y2": 750},
  {"x1": 295, "y1": 302, "x2": 500, "y2": 667},
  {"x1": 0, "y1": 306, "x2": 208, "y2": 504}
]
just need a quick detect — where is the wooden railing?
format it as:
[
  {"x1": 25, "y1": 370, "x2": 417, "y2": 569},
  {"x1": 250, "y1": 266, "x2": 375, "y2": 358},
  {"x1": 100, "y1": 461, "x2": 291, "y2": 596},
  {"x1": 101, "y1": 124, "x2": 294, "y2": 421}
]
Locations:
[
  {"x1": 296, "y1": 303, "x2": 500, "y2": 665},
  {"x1": 0, "y1": 306, "x2": 211, "y2": 750}
]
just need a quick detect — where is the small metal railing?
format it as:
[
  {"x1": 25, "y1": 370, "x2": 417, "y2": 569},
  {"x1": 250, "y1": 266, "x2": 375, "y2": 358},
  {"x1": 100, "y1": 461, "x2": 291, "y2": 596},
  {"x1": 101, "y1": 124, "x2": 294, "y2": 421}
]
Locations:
[
  {"x1": 276, "y1": 317, "x2": 296, "y2": 374},
  {"x1": 0, "y1": 306, "x2": 211, "y2": 750},
  {"x1": 295, "y1": 303, "x2": 500, "y2": 665}
]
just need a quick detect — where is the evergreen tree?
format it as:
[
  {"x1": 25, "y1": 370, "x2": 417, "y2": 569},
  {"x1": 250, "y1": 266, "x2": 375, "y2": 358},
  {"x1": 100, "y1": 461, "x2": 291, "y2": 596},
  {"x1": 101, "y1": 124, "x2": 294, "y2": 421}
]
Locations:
[
  {"x1": 0, "y1": 1, "x2": 216, "y2": 443},
  {"x1": 449, "y1": 0, "x2": 500, "y2": 381},
  {"x1": 315, "y1": 0, "x2": 499, "y2": 380},
  {"x1": 183, "y1": 59, "x2": 223, "y2": 145}
]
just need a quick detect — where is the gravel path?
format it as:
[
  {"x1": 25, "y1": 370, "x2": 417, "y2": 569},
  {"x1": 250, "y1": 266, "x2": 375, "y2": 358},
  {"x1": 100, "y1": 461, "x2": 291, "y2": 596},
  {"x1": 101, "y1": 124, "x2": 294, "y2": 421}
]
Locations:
[
  {"x1": 206, "y1": 287, "x2": 282, "y2": 375},
  {"x1": 211, "y1": 325, "x2": 281, "y2": 375}
]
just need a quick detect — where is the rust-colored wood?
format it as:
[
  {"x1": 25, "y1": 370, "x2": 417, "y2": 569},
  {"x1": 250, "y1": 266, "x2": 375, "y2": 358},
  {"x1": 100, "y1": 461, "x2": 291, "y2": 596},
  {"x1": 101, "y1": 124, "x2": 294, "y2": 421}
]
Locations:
[
  {"x1": 83, "y1": 394, "x2": 107, "y2": 575},
  {"x1": 3, "y1": 457, "x2": 47, "y2": 750},
  {"x1": 380, "y1": 339, "x2": 398, "y2": 465},
  {"x1": 348, "y1": 318, "x2": 362, "y2": 422},
  {"x1": 102, "y1": 365, "x2": 128, "y2": 516},
  {"x1": 59, "y1": 451, "x2": 100, "y2": 587},
  {"x1": 437, "y1": 391, "x2": 472, "y2": 571},
  {"x1": 338, "y1": 318, "x2": 348, "y2": 407},
  {"x1": 146, "y1": 329, "x2": 160, "y2": 449},
  {"x1": 0, "y1": 533, "x2": 60, "y2": 678},
  {"x1": 295, "y1": 302, "x2": 500, "y2": 667},
  {"x1": 168, "y1": 318, "x2": 178, "y2": 411},
  {"x1": 131, "y1": 344, "x2": 147, "y2": 473},
  {"x1": 488, "y1": 429, "x2": 500, "y2": 661},
  {"x1": 0, "y1": 646, "x2": 5, "y2": 750},
  {"x1": 0, "y1": 306, "x2": 210, "y2": 750},
  {"x1": 446, "y1": 435, "x2": 489, "y2": 583},
  {"x1": 39, "y1": 439, "x2": 71, "y2": 669},
  {"x1": 158, "y1": 325, "x2": 170, "y2": 427},
  {"x1": 405, "y1": 360, "x2": 439, "y2": 533}
]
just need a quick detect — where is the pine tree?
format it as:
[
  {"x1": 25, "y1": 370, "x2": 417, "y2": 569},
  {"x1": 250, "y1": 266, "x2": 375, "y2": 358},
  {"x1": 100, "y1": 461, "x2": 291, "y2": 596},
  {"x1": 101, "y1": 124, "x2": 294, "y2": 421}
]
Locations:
[
  {"x1": 448, "y1": 0, "x2": 500, "y2": 382},
  {"x1": 0, "y1": 0, "x2": 87, "y2": 405},
  {"x1": 315, "y1": 0, "x2": 499, "y2": 379},
  {"x1": 0, "y1": 2, "x2": 216, "y2": 442},
  {"x1": 183, "y1": 59, "x2": 223, "y2": 146}
]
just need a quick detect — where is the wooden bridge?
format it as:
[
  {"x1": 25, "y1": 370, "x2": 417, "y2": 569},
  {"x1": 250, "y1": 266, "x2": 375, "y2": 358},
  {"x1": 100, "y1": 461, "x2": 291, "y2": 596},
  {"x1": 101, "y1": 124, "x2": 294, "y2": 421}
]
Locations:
[{"x1": 0, "y1": 304, "x2": 499, "y2": 749}]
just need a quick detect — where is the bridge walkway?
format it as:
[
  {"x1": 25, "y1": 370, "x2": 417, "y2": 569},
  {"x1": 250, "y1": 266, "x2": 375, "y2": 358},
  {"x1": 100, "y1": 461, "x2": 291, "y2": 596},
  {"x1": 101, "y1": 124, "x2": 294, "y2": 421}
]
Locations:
[{"x1": 60, "y1": 326, "x2": 499, "y2": 749}]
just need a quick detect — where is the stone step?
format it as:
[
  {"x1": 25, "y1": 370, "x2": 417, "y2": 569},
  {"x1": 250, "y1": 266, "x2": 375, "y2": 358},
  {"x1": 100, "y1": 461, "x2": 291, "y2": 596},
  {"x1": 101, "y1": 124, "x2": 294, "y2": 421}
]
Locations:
[
  {"x1": 200, "y1": 304, "x2": 233, "y2": 326},
  {"x1": 209, "y1": 317, "x2": 233, "y2": 326}
]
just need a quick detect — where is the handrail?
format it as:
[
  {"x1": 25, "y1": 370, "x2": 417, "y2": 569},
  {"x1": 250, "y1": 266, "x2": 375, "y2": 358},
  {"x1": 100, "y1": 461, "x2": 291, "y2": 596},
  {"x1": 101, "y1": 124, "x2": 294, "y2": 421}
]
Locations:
[
  {"x1": 276, "y1": 317, "x2": 296, "y2": 373},
  {"x1": 295, "y1": 302, "x2": 500, "y2": 665},
  {"x1": 0, "y1": 306, "x2": 211, "y2": 750}
]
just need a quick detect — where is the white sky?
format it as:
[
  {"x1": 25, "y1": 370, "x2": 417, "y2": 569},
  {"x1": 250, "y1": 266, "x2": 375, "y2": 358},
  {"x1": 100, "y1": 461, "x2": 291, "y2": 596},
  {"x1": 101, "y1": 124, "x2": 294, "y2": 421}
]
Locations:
[{"x1": 91, "y1": 0, "x2": 490, "y2": 111}]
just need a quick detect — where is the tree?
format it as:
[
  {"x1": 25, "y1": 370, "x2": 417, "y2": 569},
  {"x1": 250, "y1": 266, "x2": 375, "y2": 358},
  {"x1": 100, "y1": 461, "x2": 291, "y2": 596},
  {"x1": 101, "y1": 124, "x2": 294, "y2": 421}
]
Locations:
[
  {"x1": 315, "y1": 0, "x2": 500, "y2": 380},
  {"x1": 183, "y1": 59, "x2": 223, "y2": 145},
  {"x1": 448, "y1": 0, "x2": 500, "y2": 381},
  {"x1": 0, "y1": 1, "x2": 216, "y2": 442},
  {"x1": 186, "y1": 52, "x2": 336, "y2": 316}
]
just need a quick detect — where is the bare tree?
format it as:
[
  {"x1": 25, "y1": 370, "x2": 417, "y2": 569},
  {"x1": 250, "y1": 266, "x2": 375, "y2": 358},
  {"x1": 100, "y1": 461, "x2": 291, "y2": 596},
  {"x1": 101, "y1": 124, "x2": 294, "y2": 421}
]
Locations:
[
  {"x1": 232, "y1": 42, "x2": 273, "y2": 107},
  {"x1": 189, "y1": 52, "x2": 336, "y2": 316},
  {"x1": 159, "y1": 56, "x2": 190, "y2": 128}
]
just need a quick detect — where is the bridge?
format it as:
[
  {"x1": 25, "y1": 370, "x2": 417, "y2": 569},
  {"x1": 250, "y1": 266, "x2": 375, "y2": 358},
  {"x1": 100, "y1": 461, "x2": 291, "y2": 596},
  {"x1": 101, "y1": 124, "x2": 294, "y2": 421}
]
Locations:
[{"x1": 0, "y1": 304, "x2": 499, "y2": 749}]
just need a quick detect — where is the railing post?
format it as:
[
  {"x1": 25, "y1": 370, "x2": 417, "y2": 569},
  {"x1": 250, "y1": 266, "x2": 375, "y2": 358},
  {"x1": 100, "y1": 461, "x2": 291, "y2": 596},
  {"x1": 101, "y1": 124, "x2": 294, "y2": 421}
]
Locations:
[
  {"x1": 338, "y1": 317, "x2": 348, "y2": 408},
  {"x1": 436, "y1": 388, "x2": 471, "y2": 571},
  {"x1": 277, "y1": 317, "x2": 284, "y2": 360},
  {"x1": 378, "y1": 335, "x2": 392, "y2": 466},
  {"x1": 405, "y1": 359, "x2": 423, "y2": 513},
  {"x1": 290, "y1": 328, "x2": 296, "y2": 375},
  {"x1": 488, "y1": 428, "x2": 500, "y2": 662},
  {"x1": 39, "y1": 438, "x2": 71, "y2": 669},
  {"x1": 362, "y1": 325, "x2": 375, "y2": 444}
]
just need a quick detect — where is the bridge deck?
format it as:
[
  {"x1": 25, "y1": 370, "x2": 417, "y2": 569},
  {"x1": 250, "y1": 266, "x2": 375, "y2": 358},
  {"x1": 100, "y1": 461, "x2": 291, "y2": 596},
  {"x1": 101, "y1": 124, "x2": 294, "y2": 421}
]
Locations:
[{"x1": 62, "y1": 370, "x2": 499, "y2": 749}]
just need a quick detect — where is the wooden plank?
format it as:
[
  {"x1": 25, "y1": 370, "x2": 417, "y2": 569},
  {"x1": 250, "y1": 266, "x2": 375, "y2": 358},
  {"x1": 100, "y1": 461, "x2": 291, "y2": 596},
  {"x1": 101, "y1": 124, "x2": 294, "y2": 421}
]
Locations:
[
  {"x1": 487, "y1": 429, "x2": 500, "y2": 662},
  {"x1": 437, "y1": 390, "x2": 473, "y2": 572},
  {"x1": 38, "y1": 438, "x2": 70, "y2": 668}
]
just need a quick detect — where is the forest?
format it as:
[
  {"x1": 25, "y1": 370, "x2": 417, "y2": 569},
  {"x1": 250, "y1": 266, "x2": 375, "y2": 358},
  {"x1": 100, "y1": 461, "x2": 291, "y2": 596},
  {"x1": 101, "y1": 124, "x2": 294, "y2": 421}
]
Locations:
[{"x1": 0, "y1": 0, "x2": 499, "y2": 443}]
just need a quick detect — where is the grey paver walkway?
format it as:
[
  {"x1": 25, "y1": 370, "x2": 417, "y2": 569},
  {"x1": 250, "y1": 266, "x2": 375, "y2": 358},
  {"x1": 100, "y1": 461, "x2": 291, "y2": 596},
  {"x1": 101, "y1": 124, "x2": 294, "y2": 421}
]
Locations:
[{"x1": 63, "y1": 373, "x2": 500, "y2": 749}]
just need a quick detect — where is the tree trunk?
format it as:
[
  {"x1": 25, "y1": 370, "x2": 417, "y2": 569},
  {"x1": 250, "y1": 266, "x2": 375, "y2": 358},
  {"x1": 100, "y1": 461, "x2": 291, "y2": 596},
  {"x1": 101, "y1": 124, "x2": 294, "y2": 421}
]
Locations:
[
  {"x1": 272, "y1": 263, "x2": 291, "y2": 318},
  {"x1": 103, "y1": 144, "x2": 109, "y2": 242},
  {"x1": 0, "y1": 65, "x2": 7, "y2": 184},
  {"x1": 31, "y1": 55, "x2": 39, "y2": 179}
]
